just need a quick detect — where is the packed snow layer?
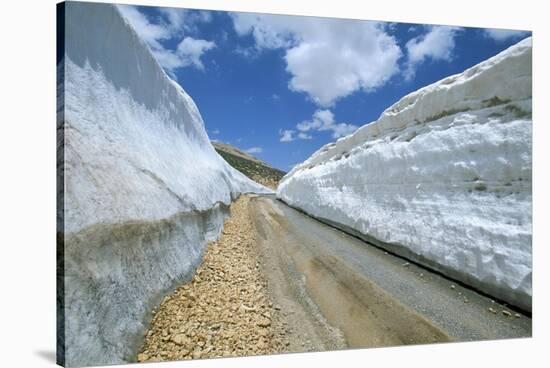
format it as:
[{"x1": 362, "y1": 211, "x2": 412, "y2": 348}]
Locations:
[
  {"x1": 59, "y1": 3, "x2": 269, "y2": 367},
  {"x1": 278, "y1": 38, "x2": 532, "y2": 311}
]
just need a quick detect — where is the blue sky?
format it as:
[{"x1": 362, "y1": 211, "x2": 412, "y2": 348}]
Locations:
[{"x1": 119, "y1": 5, "x2": 530, "y2": 171}]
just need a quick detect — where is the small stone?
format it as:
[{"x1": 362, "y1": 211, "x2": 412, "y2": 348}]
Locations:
[
  {"x1": 450, "y1": 284, "x2": 456, "y2": 290},
  {"x1": 488, "y1": 307, "x2": 497, "y2": 314},
  {"x1": 171, "y1": 333, "x2": 189, "y2": 346},
  {"x1": 192, "y1": 350, "x2": 202, "y2": 359},
  {"x1": 257, "y1": 317, "x2": 271, "y2": 327},
  {"x1": 137, "y1": 353, "x2": 149, "y2": 362},
  {"x1": 402, "y1": 262, "x2": 410, "y2": 267},
  {"x1": 514, "y1": 313, "x2": 521, "y2": 318},
  {"x1": 502, "y1": 310, "x2": 512, "y2": 317}
]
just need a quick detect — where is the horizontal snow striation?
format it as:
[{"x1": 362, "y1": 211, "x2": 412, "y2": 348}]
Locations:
[
  {"x1": 60, "y1": 2, "x2": 269, "y2": 366},
  {"x1": 278, "y1": 38, "x2": 532, "y2": 311},
  {"x1": 63, "y1": 3, "x2": 269, "y2": 234},
  {"x1": 62, "y1": 205, "x2": 229, "y2": 367}
]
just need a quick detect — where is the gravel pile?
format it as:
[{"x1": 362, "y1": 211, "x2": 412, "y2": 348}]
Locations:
[{"x1": 137, "y1": 195, "x2": 290, "y2": 362}]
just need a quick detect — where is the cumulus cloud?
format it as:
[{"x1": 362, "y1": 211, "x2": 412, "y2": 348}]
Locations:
[
  {"x1": 231, "y1": 14, "x2": 402, "y2": 107},
  {"x1": 177, "y1": 37, "x2": 216, "y2": 69},
  {"x1": 231, "y1": 13, "x2": 297, "y2": 49},
  {"x1": 118, "y1": 5, "x2": 215, "y2": 72},
  {"x1": 281, "y1": 110, "x2": 358, "y2": 142},
  {"x1": 279, "y1": 129, "x2": 296, "y2": 142},
  {"x1": 244, "y1": 147, "x2": 263, "y2": 154},
  {"x1": 119, "y1": 6, "x2": 170, "y2": 45},
  {"x1": 483, "y1": 29, "x2": 529, "y2": 42},
  {"x1": 405, "y1": 25, "x2": 461, "y2": 80},
  {"x1": 297, "y1": 109, "x2": 358, "y2": 139}
]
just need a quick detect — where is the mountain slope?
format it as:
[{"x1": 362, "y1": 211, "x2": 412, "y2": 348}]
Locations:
[
  {"x1": 277, "y1": 38, "x2": 532, "y2": 311},
  {"x1": 213, "y1": 142, "x2": 286, "y2": 189}
]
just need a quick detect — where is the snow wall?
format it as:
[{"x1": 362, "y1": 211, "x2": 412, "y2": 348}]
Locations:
[
  {"x1": 277, "y1": 38, "x2": 532, "y2": 312},
  {"x1": 57, "y1": 3, "x2": 270, "y2": 366}
]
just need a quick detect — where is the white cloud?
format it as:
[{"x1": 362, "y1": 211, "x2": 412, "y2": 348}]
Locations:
[
  {"x1": 297, "y1": 109, "x2": 332, "y2": 132},
  {"x1": 244, "y1": 147, "x2": 263, "y2": 154},
  {"x1": 234, "y1": 46, "x2": 260, "y2": 59},
  {"x1": 296, "y1": 109, "x2": 358, "y2": 139},
  {"x1": 210, "y1": 129, "x2": 220, "y2": 135},
  {"x1": 231, "y1": 14, "x2": 402, "y2": 107},
  {"x1": 118, "y1": 5, "x2": 215, "y2": 72},
  {"x1": 297, "y1": 132, "x2": 312, "y2": 140},
  {"x1": 279, "y1": 129, "x2": 296, "y2": 142},
  {"x1": 483, "y1": 29, "x2": 529, "y2": 42},
  {"x1": 331, "y1": 123, "x2": 359, "y2": 138},
  {"x1": 231, "y1": 13, "x2": 297, "y2": 49},
  {"x1": 158, "y1": 8, "x2": 186, "y2": 34},
  {"x1": 405, "y1": 25, "x2": 461, "y2": 80},
  {"x1": 119, "y1": 6, "x2": 171, "y2": 45},
  {"x1": 177, "y1": 37, "x2": 216, "y2": 70}
]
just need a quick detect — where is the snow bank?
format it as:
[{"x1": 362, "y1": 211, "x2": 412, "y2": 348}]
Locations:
[
  {"x1": 58, "y1": 3, "x2": 269, "y2": 366},
  {"x1": 278, "y1": 38, "x2": 532, "y2": 311}
]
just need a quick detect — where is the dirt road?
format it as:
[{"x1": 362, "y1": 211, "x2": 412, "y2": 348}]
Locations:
[
  {"x1": 137, "y1": 194, "x2": 531, "y2": 362},
  {"x1": 249, "y1": 194, "x2": 531, "y2": 346}
]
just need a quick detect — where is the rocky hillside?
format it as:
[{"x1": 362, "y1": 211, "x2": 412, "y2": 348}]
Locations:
[{"x1": 213, "y1": 142, "x2": 286, "y2": 190}]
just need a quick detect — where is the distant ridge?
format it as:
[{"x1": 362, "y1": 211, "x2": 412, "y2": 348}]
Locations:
[{"x1": 212, "y1": 142, "x2": 286, "y2": 189}]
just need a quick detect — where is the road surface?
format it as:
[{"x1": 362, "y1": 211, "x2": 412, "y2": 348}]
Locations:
[{"x1": 248, "y1": 194, "x2": 531, "y2": 350}]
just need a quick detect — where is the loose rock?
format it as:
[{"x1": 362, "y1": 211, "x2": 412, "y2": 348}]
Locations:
[{"x1": 136, "y1": 196, "x2": 289, "y2": 362}]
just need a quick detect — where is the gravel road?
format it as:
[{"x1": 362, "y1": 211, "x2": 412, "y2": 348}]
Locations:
[{"x1": 137, "y1": 194, "x2": 531, "y2": 363}]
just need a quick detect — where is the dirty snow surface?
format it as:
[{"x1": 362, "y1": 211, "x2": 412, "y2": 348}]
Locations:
[
  {"x1": 59, "y1": 3, "x2": 269, "y2": 366},
  {"x1": 277, "y1": 38, "x2": 532, "y2": 312}
]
